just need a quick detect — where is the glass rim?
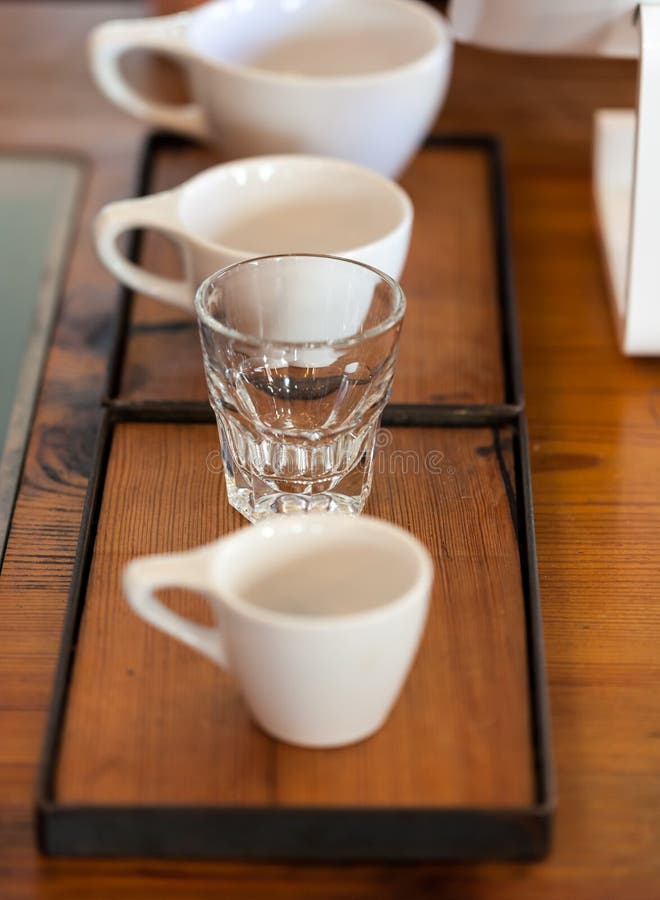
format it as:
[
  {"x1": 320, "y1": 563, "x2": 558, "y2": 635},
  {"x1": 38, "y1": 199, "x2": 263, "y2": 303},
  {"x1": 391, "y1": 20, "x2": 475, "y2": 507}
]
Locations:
[{"x1": 194, "y1": 253, "x2": 406, "y2": 350}]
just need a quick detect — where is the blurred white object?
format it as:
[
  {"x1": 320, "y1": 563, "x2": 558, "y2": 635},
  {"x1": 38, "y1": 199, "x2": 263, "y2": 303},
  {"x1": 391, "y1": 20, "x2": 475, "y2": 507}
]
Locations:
[
  {"x1": 450, "y1": 0, "x2": 660, "y2": 355},
  {"x1": 594, "y1": 6, "x2": 660, "y2": 354},
  {"x1": 449, "y1": 0, "x2": 639, "y2": 56}
]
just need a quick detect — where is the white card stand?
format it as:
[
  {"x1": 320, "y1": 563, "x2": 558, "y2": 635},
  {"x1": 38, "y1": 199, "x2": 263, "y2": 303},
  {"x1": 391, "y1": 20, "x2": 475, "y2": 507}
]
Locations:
[{"x1": 593, "y1": 4, "x2": 660, "y2": 355}]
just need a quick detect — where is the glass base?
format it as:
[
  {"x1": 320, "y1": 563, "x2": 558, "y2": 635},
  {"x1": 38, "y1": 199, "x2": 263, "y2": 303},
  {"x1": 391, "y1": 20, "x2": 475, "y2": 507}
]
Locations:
[
  {"x1": 225, "y1": 483, "x2": 368, "y2": 523},
  {"x1": 222, "y1": 451, "x2": 375, "y2": 523}
]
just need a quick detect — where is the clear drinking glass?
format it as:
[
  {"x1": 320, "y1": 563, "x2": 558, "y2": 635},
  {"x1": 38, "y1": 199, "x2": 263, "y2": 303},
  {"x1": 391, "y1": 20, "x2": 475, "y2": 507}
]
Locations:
[{"x1": 195, "y1": 254, "x2": 405, "y2": 522}]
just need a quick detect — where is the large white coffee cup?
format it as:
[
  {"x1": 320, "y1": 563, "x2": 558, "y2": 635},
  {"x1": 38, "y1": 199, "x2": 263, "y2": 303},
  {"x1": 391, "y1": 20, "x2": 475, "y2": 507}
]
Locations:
[
  {"x1": 123, "y1": 514, "x2": 433, "y2": 748},
  {"x1": 88, "y1": 0, "x2": 453, "y2": 177},
  {"x1": 94, "y1": 154, "x2": 413, "y2": 311}
]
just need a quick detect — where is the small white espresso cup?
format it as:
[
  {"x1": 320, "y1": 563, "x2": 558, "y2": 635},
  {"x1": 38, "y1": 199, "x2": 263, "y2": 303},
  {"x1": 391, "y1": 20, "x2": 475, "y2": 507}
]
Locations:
[
  {"x1": 123, "y1": 514, "x2": 433, "y2": 748},
  {"x1": 88, "y1": 0, "x2": 453, "y2": 177},
  {"x1": 94, "y1": 155, "x2": 413, "y2": 311}
]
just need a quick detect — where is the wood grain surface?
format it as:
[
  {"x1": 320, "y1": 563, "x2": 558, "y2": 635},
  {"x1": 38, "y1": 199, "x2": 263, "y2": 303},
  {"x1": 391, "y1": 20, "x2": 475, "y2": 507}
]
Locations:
[
  {"x1": 118, "y1": 142, "x2": 505, "y2": 406},
  {"x1": 55, "y1": 423, "x2": 532, "y2": 809},
  {"x1": 1, "y1": 2, "x2": 659, "y2": 898}
]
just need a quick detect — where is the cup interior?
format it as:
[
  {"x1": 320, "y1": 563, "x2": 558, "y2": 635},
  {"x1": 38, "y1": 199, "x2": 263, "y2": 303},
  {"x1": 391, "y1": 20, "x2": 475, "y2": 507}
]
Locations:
[
  {"x1": 178, "y1": 157, "x2": 410, "y2": 257},
  {"x1": 188, "y1": 0, "x2": 445, "y2": 78},
  {"x1": 211, "y1": 515, "x2": 429, "y2": 620}
]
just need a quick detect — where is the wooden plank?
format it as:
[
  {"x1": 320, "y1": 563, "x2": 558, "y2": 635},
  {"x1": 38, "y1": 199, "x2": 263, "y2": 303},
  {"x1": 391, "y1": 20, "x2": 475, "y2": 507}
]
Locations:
[
  {"x1": 118, "y1": 143, "x2": 506, "y2": 406},
  {"x1": 55, "y1": 423, "x2": 533, "y2": 810}
]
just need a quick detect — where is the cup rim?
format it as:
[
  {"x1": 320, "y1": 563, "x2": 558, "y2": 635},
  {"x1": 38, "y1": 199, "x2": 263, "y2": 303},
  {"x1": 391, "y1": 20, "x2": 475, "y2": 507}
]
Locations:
[
  {"x1": 194, "y1": 253, "x2": 406, "y2": 349},
  {"x1": 177, "y1": 153, "x2": 414, "y2": 258},
  {"x1": 187, "y1": 0, "x2": 451, "y2": 86},
  {"x1": 211, "y1": 514, "x2": 434, "y2": 629}
]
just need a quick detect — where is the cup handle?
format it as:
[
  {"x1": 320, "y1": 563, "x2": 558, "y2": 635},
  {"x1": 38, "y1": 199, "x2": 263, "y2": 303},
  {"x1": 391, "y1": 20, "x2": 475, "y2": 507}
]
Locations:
[
  {"x1": 94, "y1": 191, "x2": 190, "y2": 310},
  {"x1": 123, "y1": 545, "x2": 227, "y2": 667},
  {"x1": 87, "y1": 15, "x2": 209, "y2": 140}
]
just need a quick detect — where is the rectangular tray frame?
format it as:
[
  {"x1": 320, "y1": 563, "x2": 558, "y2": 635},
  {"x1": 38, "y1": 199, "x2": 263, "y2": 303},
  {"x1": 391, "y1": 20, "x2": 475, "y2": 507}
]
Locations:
[
  {"x1": 36, "y1": 132, "x2": 554, "y2": 861},
  {"x1": 103, "y1": 132, "x2": 525, "y2": 423}
]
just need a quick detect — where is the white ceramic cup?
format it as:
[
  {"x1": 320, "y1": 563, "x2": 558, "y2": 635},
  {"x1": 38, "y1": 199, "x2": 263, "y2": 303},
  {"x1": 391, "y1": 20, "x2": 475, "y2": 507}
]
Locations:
[
  {"x1": 88, "y1": 0, "x2": 453, "y2": 177},
  {"x1": 448, "y1": 0, "x2": 639, "y2": 57},
  {"x1": 94, "y1": 154, "x2": 413, "y2": 312},
  {"x1": 123, "y1": 514, "x2": 433, "y2": 748}
]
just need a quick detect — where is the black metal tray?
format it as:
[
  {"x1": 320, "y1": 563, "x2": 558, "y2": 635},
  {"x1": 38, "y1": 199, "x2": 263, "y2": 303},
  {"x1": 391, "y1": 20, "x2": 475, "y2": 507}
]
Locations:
[{"x1": 37, "y1": 132, "x2": 554, "y2": 861}]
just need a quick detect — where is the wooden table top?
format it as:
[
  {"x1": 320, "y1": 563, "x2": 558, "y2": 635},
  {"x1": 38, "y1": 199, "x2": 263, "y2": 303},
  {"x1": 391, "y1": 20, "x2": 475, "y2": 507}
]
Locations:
[{"x1": 1, "y1": 3, "x2": 658, "y2": 898}]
